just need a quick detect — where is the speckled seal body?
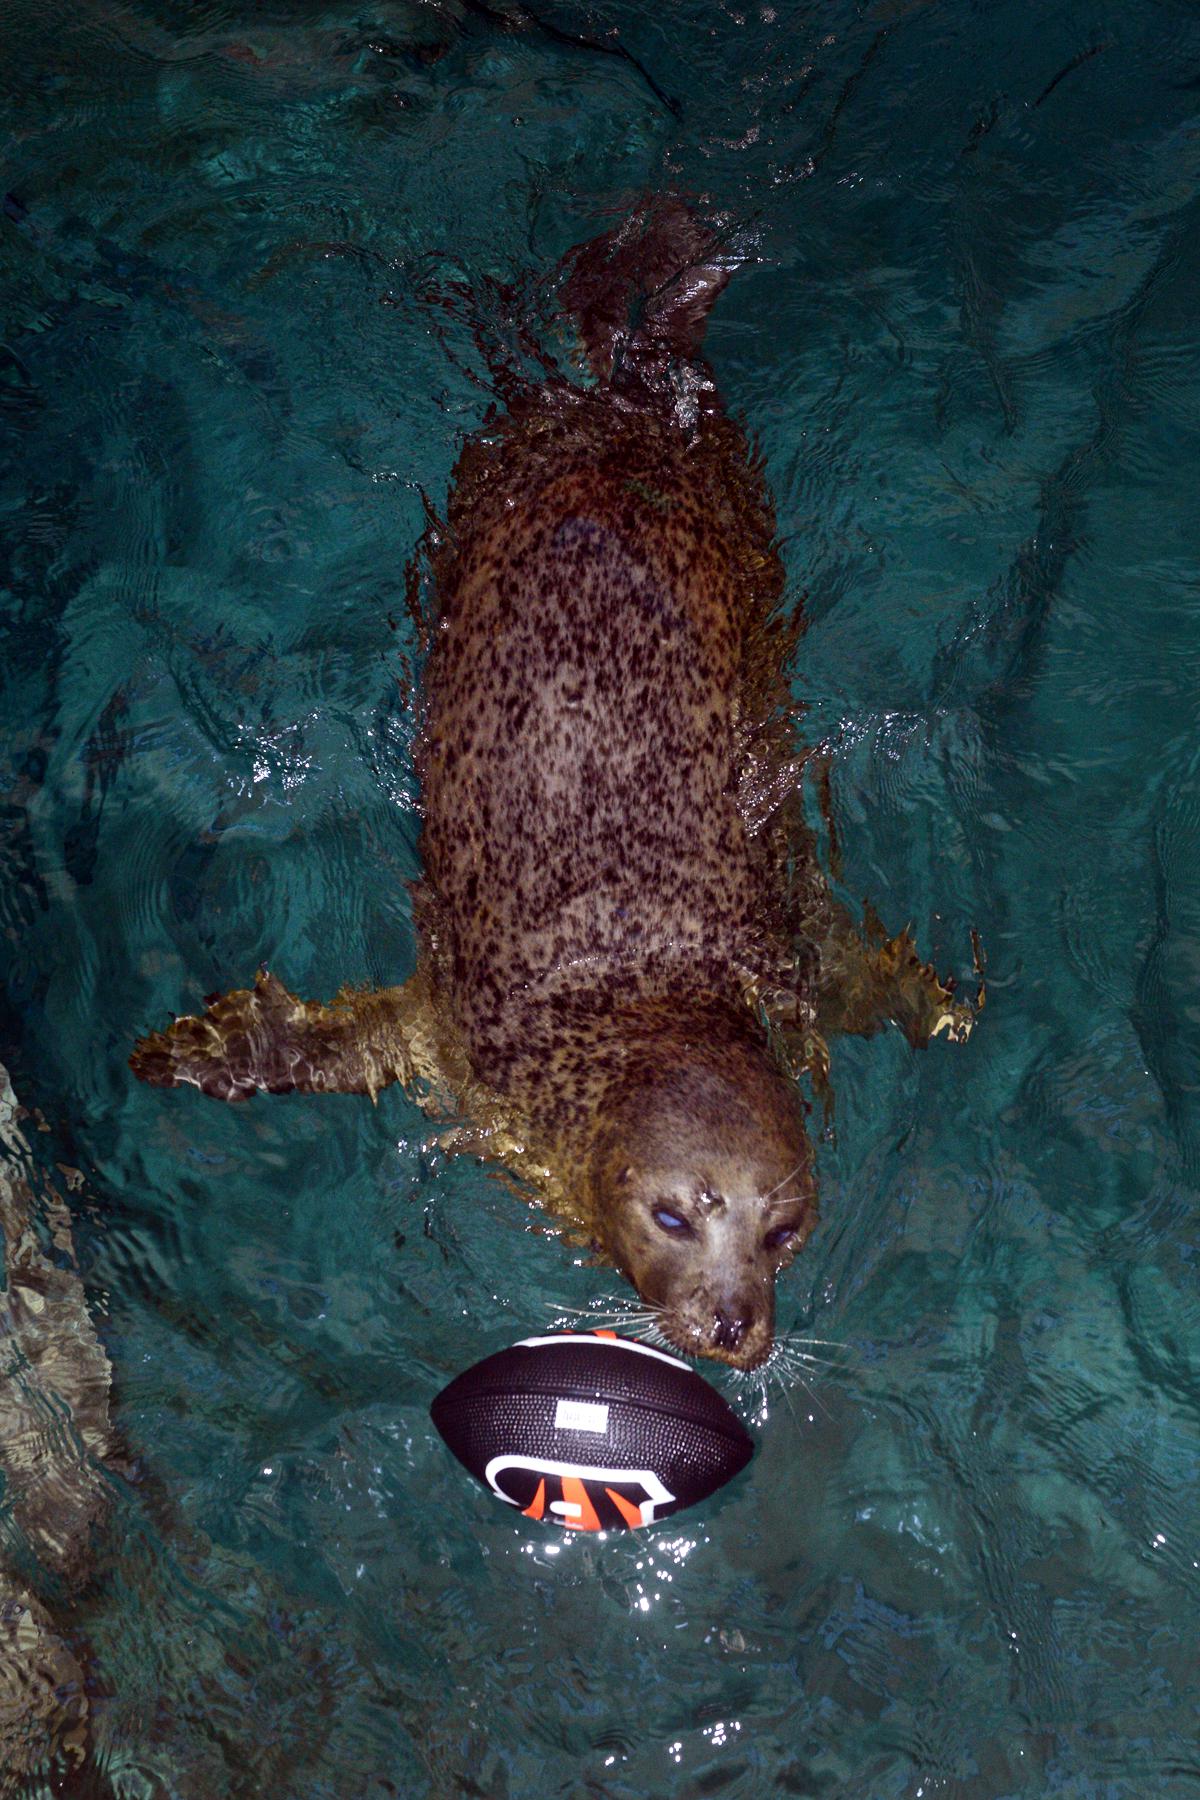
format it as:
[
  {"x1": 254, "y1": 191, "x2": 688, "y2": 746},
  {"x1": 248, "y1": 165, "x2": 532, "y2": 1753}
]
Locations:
[
  {"x1": 419, "y1": 391, "x2": 800, "y2": 1119},
  {"x1": 410, "y1": 214, "x2": 823, "y2": 1367},
  {"x1": 132, "y1": 205, "x2": 977, "y2": 1370}
]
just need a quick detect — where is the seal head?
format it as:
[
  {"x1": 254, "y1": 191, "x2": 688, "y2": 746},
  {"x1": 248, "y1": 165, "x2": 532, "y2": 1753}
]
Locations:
[{"x1": 589, "y1": 1022, "x2": 816, "y2": 1370}]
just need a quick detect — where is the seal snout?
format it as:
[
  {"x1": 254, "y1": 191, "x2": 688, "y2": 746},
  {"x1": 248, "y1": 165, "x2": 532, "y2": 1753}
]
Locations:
[
  {"x1": 694, "y1": 1288, "x2": 774, "y2": 1370},
  {"x1": 648, "y1": 1270, "x2": 777, "y2": 1371},
  {"x1": 712, "y1": 1307, "x2": 746, "y2": 1353}
]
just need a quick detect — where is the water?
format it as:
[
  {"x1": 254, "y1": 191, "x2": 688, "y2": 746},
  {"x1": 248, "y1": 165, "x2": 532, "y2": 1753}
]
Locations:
[{"x1": 2, "y1": 0, "x2": 1200, "y2": 1792}]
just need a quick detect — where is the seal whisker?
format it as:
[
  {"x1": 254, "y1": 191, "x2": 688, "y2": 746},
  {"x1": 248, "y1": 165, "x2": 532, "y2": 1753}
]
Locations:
[
  {"x1": 732, "y1": 1364, "x2": 795, "y2": 1430},
  {"x1": 776, "y1": 1349, "x2": 844, "y2": 1373},
  {"x1": 758, "y1": 1159, "x2": 808, "y2": 1205},
  {"x1": 760, "y1": 1338, "x2": 841, "y2": 1414},
  {"x1": 776, "y1": 1371, "x2": 800, "y2": 1430},
  {"x1": 637, "y1": 1317, "x2": 677, "y2": 1355},
  {"x1": 575, "y1": 1305, "x2": 656, "y2": 1322},
  {"x1": 545, "y1": 1301, "x2": 664, "y2": 1335},
  {"x1": 777, "y1": 1359, "x2": 848, "y2": 1385},
  {"x1": 773, "y1": 1336, "x2": 844, "y2": 1371},
  {"x1": 787, "y1": 1369, "x2": 832, "y2": 1421},
  {"x1": 774, "y1": 1329, "x2": 853, "y2": 1356},
  {"x1": 776, "y1": 1348, "x2": 850, "y2": 1371},
  {"x1": 542, "y1": 1295, "x2": 649, "y2": 1317}
]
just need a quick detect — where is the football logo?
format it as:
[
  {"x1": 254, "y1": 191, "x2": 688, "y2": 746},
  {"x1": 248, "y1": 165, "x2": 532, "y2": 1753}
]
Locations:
[{"x1": 484, "y1": 1454, "x2": 676, "y2": 1530}]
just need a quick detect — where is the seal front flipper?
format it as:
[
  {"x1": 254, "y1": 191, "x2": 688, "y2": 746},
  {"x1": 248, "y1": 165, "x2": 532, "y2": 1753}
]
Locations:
[
  {"x1": 813, "y1": 902, "x2": 982, "y2": 1049},
  {"x1": 130, "y1": 969, "x2": 427, "y2": 1103}
]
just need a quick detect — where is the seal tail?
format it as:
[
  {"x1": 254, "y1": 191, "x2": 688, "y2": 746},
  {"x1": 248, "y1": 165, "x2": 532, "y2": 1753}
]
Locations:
[{"x1": 560, "y1": 198, "x2": 741, "y2": 384}]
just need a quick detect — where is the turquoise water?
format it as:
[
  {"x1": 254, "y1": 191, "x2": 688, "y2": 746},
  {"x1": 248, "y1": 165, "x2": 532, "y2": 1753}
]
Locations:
[{"x1": 3, "y1": 0, "x2": 1200, "y2": 1792}]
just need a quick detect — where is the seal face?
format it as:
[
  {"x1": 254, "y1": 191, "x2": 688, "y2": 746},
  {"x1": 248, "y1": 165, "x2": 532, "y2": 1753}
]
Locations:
[
  {"x1": 589, "y1": 1032, "x2": 816, "y2": 1369},
  {"x1": 131, "y1": 201, "x2": 977, "y2": 1372}
]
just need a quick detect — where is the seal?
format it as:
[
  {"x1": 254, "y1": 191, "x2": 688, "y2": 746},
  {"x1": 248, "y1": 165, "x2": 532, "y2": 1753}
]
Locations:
[{"x1": 131, "y1": 201, "x2": 975, "y2": 1370}]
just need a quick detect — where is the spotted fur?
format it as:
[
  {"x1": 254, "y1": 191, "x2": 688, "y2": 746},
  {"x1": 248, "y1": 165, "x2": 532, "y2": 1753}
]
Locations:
[{"x1": 132, "y1": 202, "x2": 975, "y2": 1369}]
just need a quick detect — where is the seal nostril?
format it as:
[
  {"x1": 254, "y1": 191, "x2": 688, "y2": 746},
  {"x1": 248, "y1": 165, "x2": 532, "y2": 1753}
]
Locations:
[{"x1": 712, "y1": 1309, "x2": 744, "y2": 1351}]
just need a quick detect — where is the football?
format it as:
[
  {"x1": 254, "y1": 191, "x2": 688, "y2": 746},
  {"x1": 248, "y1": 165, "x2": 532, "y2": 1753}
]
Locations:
[{"x1": 430, "y1": 1331, "x2": 754, "y2": 1530}]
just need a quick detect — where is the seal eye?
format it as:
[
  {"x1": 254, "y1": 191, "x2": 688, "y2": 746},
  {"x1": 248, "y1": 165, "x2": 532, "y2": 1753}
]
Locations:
[
  {"x1": 763, "y1": 1224, "x2": 796, "y2": 1253},
  {"x1": 652, "y1": 1205, "x2": 694, "y2": 1237}
]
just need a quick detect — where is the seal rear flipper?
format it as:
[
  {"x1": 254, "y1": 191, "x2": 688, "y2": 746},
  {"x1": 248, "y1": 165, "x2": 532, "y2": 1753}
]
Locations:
[
  {"x1": 129, "y1": 969, "x2": 422, "y2": 1103},
  {"x1": 560, "y1": 197, "x2": 740, "y2": 384}
]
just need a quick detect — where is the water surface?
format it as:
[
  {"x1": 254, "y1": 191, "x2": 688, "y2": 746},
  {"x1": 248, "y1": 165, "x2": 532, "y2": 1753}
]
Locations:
[{"x1": 3, "y1": 0, "x2": 1200, "y2": 1793}]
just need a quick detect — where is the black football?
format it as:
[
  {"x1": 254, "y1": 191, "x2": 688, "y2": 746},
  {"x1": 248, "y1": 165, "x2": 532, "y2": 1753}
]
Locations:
[{"x1": 430, "y1": 1331, "x2": 753, "y2": 1530}]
